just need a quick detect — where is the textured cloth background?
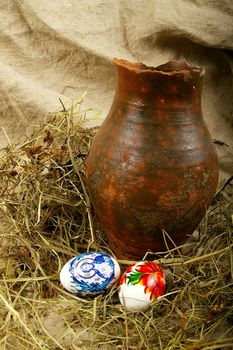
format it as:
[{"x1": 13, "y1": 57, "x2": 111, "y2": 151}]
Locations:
[{"x1": 0, "y1": 0, "x2": 233, "y2": 182}]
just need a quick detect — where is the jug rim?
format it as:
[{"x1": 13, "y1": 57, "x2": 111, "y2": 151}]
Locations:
[{"x1": 113, "y1": 57, "x2": 202, "y2": 75}]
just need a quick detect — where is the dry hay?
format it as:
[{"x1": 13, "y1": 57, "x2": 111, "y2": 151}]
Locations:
[{"x1": 0, "y1": 96, "x2": 232, "y2": 350}]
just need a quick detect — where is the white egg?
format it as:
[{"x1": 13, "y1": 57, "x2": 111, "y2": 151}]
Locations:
[
  {"x1": 60, "y1": 252, "x2": 121, "y2": 295},
  {"x1": 118, "y1": 261, "x2": 166, "y2": 311},
  {"x1": 119, "y1": 283, "x2": 152, "y2": 311}
]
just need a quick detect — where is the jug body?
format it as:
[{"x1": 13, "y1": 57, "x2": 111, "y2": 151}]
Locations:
[{"x1": 86, "y1": 58, "x2": 219, "y2": 260}]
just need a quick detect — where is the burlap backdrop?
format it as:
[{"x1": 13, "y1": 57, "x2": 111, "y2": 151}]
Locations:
[{"x1": 0, "y1": 0, "x2": 232, "y2": 183}]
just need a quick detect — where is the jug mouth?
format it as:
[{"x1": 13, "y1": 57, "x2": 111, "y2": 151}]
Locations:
[{"x1": 113, "y1": 58, "x2": 202, "y2": 75}]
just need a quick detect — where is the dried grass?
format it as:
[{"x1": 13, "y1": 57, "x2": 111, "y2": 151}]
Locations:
[{"x1": 0, "y1": 96, "x2": 232, "y2": 350}]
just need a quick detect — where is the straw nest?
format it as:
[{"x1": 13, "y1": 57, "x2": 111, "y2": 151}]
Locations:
[{"x1": 0, "y1": 96, "x2": 232, "y2": 350}]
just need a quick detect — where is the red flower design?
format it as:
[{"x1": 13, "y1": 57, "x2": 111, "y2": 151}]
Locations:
[
  {"x1": 119, "y1": 263, "x2": 134, "y2": 285},
  {"x1": 120, "y1": 261, "x2": 166, "y2": 301},
  {"x1": 136, "y1": 262, "x2": 166, "y2": 300},
  {"x1": 124, "y1": 261, "x2": 166, "y2": 300},
  {"x1": 119, "y1": 271, "x2": 127, "y2": 285}
]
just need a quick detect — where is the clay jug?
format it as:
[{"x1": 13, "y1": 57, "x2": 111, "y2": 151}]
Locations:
[{"x1": 85, "y1": 58, "x2": 219, "y2": 260}]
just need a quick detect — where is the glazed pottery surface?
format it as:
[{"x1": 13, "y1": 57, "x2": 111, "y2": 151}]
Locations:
[{"x1": 85, "y1": 58, "x2": 219, "y2": 260}]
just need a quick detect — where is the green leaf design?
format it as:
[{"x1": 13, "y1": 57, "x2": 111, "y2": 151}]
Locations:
[{"x1": 127, "y1": 271, "x2": 142, "y2": 285}]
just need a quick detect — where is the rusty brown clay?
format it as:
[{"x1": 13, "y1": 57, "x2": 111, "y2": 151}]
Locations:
[{"x1": 85, "y1": 58, "x2": 219, "y2": 260}]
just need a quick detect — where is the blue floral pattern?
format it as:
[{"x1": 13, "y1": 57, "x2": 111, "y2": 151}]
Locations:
[{"x1": 68, "y1": 252, "x2": 116, "y2": 295}]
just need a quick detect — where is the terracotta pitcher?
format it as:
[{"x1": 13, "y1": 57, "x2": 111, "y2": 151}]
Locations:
[{"x1": 85, "y1": 58, "x2": 219, "y2": 260}]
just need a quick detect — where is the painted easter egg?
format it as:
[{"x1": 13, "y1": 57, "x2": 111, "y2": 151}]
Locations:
[
  {"x1": 60, "y1": 252, "x2": 121, "y2": 295},
  {"x1": 118, "y1": 261, "x2": 166, "y2": 311}
]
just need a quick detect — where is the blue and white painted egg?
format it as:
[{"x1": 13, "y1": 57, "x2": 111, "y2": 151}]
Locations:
[{"x1": 60, "y1": 252, "x2": 121, "y2": 295}]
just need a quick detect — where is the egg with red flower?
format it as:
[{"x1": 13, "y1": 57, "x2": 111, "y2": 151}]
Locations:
[{"x1": 118, "y1": 261, "x2": 166, "y2": 311}]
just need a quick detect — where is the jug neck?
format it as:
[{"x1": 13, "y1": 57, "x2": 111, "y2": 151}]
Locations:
[{"x1": 113, "y1": 58, "x2": 203, "y2": 111}]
